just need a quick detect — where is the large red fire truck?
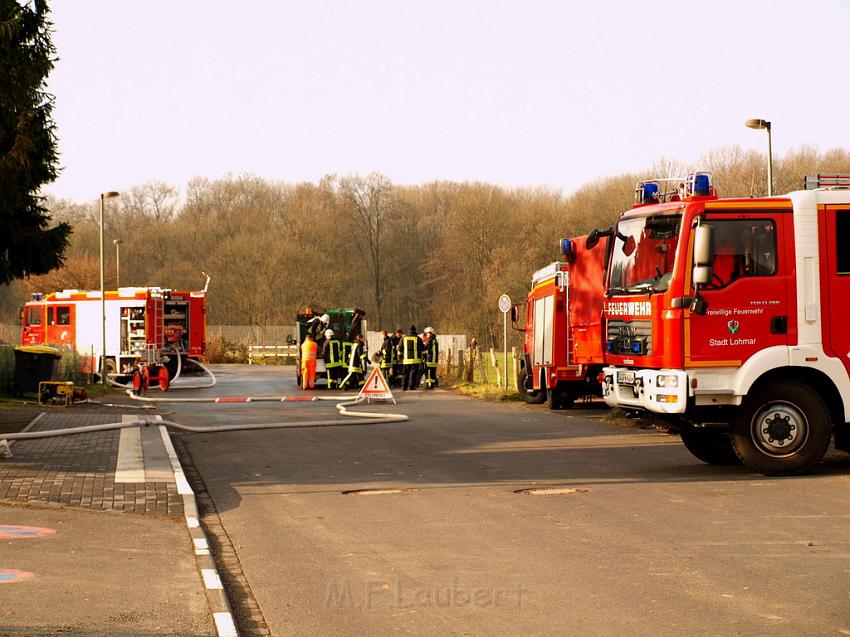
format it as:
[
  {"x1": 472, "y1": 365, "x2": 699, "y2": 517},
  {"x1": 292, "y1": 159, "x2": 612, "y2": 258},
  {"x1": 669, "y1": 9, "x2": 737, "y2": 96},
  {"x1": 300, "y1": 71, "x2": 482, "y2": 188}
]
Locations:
[
  {"x1": 514, "y1": 235, "x2": 606, "y2": 409},
  {"x1": 20, "y1": 286, "x2": 207, "y2": 384},
  {"x1": 598, "y1": 172, "x2": 850, "y2": 475}
]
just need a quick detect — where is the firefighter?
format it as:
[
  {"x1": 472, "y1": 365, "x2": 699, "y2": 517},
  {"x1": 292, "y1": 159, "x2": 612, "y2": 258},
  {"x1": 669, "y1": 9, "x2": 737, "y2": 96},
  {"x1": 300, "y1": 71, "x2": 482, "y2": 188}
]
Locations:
[
  {"x1": 400, "y1": 325, "x2": 424, "y2": 391},
  {"x1": 391, "y1": 328, "x2": 404, "y2": 386},
  {"x1": 322, "y1": 328, "x2": 343, "y2": 390},
  {"x1": 306, "y1": 313, "x2": 330, "y2": 345},
  {"x1": 341, "y1": 330, "x2": 355, "y2": 380},
  {"x1": 422, "y1": 326, "x2": 439, "y2": 389},
  {"x1": 340, "y1": 332, "x2": 368, "y2": 390},
  {"x1": 300, "y1": 333, "x2": 318, "y2": 390},
  {"x1": 379, "y1": 330, "x2": 395, "y2": 383}
]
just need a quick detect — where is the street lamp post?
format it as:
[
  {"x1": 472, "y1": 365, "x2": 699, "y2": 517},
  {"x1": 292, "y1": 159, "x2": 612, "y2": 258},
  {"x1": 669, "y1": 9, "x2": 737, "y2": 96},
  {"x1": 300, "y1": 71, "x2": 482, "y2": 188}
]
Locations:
[
  {"x1": 100, "y1": 191, "x2": 120, "y2": 383},
  {"x1": 745, "y1": 118, "x2": 773, "y2": 196},
  {"x1": 113, "y1": 239, "x2": 123, "y2": 288}
]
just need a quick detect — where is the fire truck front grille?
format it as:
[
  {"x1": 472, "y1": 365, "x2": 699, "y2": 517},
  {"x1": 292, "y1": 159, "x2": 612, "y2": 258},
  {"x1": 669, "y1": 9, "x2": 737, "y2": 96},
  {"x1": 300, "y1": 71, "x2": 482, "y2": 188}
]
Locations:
[{"x1": 606, "y1": 320, "x2": 652, "y2": 356}]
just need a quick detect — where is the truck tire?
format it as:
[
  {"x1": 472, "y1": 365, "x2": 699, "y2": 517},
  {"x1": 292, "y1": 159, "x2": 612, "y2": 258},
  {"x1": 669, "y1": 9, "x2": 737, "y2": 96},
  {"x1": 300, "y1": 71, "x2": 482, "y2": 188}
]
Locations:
[
  {"x1": 547, "y1": 385, "x2": 574, "y2": 411},
  {"x1": 730, "y1": 381, "x2": 832, "y2": 476},
  {"x1": 518, "y1": 367, "x2": 546, "y2": 404},
  {"x1": 680, "y1": 429, "x2": 740, "y2": 465}
]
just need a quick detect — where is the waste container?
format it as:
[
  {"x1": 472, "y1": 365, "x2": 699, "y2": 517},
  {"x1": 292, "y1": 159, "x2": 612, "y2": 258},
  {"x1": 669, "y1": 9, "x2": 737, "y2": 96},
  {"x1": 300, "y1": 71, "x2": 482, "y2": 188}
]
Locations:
[{"x1": 13, "y1": 346, "x2": 61, "y2": 396}]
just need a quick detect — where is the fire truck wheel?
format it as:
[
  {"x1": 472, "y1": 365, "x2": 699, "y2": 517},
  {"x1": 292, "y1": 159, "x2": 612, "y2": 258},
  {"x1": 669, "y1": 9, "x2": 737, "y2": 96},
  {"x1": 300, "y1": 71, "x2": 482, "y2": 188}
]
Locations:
[
  {"x1": 518, "y1": 367, "x2": 546, "y2": 404},
  {"x1": 731, "y1": 381, "x2": 832, "y2": 476},
  {"x1": 132, "y1": 370, "x2": 145, "y2": 395},
  {"x1": 158, "y1": 367, "x2": 170, "y2": 391},
  {"x1": 547, "y1": 385, "x2": 573, "y2": 410},
  {"x1": 680, "y1": 429, "x2": 740, "y2": 465}
]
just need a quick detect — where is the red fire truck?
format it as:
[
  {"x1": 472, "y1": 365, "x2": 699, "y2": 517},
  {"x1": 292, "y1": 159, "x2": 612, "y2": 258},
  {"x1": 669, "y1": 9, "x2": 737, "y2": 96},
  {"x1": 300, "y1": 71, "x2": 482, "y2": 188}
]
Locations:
[
  {"x1": 598, "y1": 172, "x2": 850, "y2": 475},
  {"x1": 514, "y1": 235, "x2": 606, "y2": 409},
  {"x1": 20, "y1": 286, "x2": 207, "y2": 384}
]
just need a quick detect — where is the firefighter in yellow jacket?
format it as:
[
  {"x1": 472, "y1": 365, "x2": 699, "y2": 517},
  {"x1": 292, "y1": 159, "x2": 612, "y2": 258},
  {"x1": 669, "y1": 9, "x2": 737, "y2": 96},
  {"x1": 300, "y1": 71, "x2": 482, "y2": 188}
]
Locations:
[
  {"x1": 400, "y1": 325, "x2": 424, "y2": 391},
  {"x1": 422, "y1": 327, "x2": 439, "y2": 389},
  {"x1": 321, "y1": 328, "x2": 343, "y2": 389},
  {"x1": 340, "y1": 332, "x2": 368, "y2": 390}
]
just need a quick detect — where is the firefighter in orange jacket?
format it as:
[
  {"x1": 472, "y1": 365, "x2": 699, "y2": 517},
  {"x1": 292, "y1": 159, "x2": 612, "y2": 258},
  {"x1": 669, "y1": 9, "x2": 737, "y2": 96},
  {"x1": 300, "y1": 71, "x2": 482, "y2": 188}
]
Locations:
[{"x1": 300, "y1": 334, "x2": 318, "y2": 389}]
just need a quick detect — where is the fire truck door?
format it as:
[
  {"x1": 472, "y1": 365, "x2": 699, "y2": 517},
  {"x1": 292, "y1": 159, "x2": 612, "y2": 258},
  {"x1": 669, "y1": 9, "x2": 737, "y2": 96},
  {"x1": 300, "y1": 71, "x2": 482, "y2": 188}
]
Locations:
[
  {"x1": 532, "y1": 294, "x2": 554, "y2": 366},
  {"x1": 21, "y1": 305, "x2": 45, "y2": 345},
  {"x1": 45, "y1": 304, "x2": 75, "y2": 348},
  {"x1": 820, "y1": 205, "x2": 850, "y2": 377},
  {"x1": 687, "y1": 214, "x2": 791, "y2": 366}
]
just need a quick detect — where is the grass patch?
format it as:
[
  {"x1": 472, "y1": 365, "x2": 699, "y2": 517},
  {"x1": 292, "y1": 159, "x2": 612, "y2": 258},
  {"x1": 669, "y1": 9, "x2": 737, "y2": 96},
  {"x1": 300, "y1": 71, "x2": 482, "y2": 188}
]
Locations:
[{"x1": 443, "y1": 378, "x2": 522, "y2": 402}]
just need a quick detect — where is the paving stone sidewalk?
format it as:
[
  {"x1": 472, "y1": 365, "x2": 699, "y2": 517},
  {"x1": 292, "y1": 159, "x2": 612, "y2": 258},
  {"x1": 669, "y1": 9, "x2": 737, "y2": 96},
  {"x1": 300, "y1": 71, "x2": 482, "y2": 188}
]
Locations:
[{"x1": 0, "y1": 412, "x2": 183, "y2": 517}]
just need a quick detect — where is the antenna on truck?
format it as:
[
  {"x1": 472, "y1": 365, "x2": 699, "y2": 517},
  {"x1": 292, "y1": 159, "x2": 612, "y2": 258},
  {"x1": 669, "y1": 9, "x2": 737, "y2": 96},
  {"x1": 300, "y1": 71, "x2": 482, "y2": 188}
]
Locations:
[{"x1": 201, "y1": 271, "x2": 211, "y2": 293}]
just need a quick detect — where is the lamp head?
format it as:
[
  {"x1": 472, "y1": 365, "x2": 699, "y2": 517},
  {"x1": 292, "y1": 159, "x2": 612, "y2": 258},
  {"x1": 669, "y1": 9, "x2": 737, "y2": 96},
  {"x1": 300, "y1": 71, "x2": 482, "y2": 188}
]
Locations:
[
  {"x1": 745, "y1": 118, "x2": 770, "y2": 131},
  {"x1": 101, "y1": 191, "x2": 120, "y2": 199}
]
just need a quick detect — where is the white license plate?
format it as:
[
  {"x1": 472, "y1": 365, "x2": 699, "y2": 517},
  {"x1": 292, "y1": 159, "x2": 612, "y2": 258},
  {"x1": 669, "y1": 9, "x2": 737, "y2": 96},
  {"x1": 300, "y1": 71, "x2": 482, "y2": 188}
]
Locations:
[{"x1": 617, "y1": 371, "x2": 636, "y2": 385}]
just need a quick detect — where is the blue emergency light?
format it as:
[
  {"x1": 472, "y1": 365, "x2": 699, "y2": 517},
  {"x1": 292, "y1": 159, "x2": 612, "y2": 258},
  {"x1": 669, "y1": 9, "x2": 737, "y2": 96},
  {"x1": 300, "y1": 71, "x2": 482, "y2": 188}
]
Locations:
[
  {"x1": 631, "y1": 342, "x2": 642, "y2": 353},
  {"x1": 693, "y1": 173, "x2": 711, "y2": 195},
  {"x1": 560, "y1": 238, "x2": 574, "y2": 257},
  {"x1": 643, "y1": 182, "x2": 659, "y2": 202}
]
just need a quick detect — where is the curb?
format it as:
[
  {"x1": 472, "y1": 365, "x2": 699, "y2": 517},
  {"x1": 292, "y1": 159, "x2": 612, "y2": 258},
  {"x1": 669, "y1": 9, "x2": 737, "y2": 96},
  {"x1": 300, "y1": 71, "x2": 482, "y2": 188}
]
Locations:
[{"x1": 157, "y1": 417, "x2": 238, "y2": 637}]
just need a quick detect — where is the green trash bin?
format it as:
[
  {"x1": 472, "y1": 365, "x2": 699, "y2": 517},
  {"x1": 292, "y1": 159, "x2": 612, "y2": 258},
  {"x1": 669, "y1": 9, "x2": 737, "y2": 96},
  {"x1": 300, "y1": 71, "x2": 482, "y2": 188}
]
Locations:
[{"x1": 13, "y1": 346, "x2": 61, "y2": 396}]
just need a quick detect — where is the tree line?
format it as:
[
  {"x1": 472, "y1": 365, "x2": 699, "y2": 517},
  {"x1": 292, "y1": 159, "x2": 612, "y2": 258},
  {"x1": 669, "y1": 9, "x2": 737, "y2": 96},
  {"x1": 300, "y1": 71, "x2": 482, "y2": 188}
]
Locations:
[{"x1": 1, "y1": 145, "x2": 848, "y2": 347}]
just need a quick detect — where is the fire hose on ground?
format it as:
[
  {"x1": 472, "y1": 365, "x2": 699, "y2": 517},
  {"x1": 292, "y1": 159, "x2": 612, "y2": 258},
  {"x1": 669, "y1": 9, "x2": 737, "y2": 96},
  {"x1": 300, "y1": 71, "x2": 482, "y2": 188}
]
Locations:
[{"x1": 0, "y1": 396, "x2": 409, "y2": 458}]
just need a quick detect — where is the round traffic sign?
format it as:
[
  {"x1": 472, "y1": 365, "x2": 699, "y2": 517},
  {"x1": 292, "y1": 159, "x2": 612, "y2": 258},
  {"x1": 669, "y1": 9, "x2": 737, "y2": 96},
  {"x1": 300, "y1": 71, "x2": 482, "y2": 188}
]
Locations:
[{"x1": 498, "y1": 294, "x2": 512, "y2": 313}]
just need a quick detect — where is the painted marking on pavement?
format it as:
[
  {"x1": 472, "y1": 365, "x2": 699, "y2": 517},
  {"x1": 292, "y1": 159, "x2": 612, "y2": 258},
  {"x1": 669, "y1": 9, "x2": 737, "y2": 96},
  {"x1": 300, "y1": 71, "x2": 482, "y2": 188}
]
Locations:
[
  {"x1": 159, "y1": 425, "x2": 194, "y2": 495},
  {"x1": 0, "y1": 525, "x2": 56, "y2": 539},
  {"x1": 0, "y1": 569, "x2": 34, "y2": 584},
  {"x1": 213, "y1": 612, "x2": 238, "y2": 637},
  {"x1": 202, "y1": 568, "x2": 223, "y2": 590},
  {"x1": 215, "y1": 397, "x2": 251, "y2": 403},
  {"x1": 115, "y1": 421, "x2": 145, "y2": 483}
]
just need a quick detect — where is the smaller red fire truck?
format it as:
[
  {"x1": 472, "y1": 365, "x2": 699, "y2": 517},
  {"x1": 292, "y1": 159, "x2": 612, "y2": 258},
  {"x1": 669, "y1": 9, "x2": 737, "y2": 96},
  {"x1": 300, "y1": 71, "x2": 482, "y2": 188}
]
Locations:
[
  {"x1": 21, "y1": 287, "x2": 207, "y2": 386},
  {"x1": 599, "y1": 172, "x2": 850, "y2": 475},
  {"x1": 514, "y1": 235, "x2": 607, "y2": 409}
]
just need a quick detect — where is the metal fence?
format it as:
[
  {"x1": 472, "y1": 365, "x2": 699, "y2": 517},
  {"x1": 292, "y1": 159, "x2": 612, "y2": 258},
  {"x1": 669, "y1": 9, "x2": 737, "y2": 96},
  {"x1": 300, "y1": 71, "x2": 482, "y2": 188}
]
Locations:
[
  {"x1": 208, "y1": 325, "x2": 298, "y2": 345},
  {"x1": 1, "y1": 324, "x2": 467, "y2": 368}
]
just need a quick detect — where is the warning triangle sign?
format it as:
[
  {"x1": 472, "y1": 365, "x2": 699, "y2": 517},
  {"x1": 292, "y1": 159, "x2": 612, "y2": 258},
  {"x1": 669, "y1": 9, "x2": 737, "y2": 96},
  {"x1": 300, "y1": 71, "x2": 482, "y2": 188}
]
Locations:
[{"x1": 358, "y1": 367, "x2": 396, "y2": 404}]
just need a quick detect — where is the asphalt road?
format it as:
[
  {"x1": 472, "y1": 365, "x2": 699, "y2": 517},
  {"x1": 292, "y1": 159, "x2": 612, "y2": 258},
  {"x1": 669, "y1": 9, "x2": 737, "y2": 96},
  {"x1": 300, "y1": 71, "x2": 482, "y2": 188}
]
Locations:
[{"x1": 166, "y1": 364, "x2": 850, "y2": 636}]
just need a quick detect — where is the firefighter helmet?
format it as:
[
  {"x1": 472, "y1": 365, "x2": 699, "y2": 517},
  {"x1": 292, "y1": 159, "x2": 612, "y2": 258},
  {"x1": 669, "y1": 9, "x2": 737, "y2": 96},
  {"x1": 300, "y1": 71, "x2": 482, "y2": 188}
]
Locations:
[
  {"x1": 320, "y1": 313, "x2": 330, "y2": 324},
  {"x1": 423, "y1": 326, "x2": 434, "y2": 335},
  {"x1": 324, "y1": 329, "x2": 334, "y2": 338}
]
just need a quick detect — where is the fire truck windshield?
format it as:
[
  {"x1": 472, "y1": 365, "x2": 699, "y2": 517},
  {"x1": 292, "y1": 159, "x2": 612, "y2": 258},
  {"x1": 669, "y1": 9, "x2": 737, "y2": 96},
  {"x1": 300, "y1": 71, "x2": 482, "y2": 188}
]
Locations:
[{"x1": 608, "y1": 213, "x2": 682, "y2": 295}]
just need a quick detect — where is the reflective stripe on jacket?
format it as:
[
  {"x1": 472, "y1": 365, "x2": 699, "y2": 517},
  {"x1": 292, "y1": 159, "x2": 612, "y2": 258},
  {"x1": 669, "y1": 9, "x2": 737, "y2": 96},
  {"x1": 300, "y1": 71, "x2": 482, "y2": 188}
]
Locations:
[
  {"x1": 323, "y1": 339, "x2": 342, "y2": 367},
  {"x1": 424, "y1": 338, "x2": 439, "y2": 367},
  {"x1": 402, "y1": 336, "x2": 422, "y2": 364},
  {"x1": 300, "y1": 339, "x2": 318, "y2": 361}
]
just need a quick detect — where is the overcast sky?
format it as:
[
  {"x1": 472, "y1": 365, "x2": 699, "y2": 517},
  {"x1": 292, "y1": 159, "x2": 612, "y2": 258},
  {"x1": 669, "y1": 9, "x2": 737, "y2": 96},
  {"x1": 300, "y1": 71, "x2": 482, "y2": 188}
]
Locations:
[{"x1": 44, "y1": 0, "x2": 850, "y2": 203}]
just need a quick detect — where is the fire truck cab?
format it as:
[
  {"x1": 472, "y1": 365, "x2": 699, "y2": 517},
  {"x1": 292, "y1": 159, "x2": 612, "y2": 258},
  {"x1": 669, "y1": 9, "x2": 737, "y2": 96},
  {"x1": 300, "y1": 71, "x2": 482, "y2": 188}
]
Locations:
[
  {"x1": 600, "y1": 173, "x2": 850, "y2": 475},
  {"x1": 21, "y1": 287, "x2": 206, "y2": 380},
  {"x1": 515, "y1": 235, "x2": 606, "y2": 409}
]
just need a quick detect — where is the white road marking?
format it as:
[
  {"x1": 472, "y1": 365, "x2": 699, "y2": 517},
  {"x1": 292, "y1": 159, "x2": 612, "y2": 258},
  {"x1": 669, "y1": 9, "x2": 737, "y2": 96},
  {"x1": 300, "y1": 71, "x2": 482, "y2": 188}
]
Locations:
[
  {"x1": 115, "y1": 419, "x2": 144, "y2": 483},
  {"x1": 202, "y1": 568, "x2": 223, "y2": 590},
  {"x1": 213, "y1": 612, "x2": 237, "y2": 637}
]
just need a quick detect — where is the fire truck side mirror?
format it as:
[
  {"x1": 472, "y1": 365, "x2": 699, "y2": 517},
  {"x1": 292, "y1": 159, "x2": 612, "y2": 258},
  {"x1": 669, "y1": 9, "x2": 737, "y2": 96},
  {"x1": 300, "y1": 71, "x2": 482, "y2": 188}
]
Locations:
[
  {"x1": 693, "y1": 224, "x2": 713, "y2": 267},
  {"x1": 510, "y1": 306, "x2": 518, "y2": 324},
  {"x1": 586, "y1": 229, "x2": 601, "y2": 250},
  {"x1": 692, "y1": 266, "x2": 712, "y2": 287}
]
